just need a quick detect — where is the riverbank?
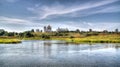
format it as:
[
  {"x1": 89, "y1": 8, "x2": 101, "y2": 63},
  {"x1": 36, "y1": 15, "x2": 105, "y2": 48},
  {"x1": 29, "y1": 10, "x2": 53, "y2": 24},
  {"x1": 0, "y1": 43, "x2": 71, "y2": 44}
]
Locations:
[
  {"x1": 0, "y1": 34, "x2": 120, "y2": 44},
  {"x1": 0, "y1": 37, "x2": 21, "y2": 44},
  {"x1": 58, "y1": 34, "x2": 120, "y2": 43},
  {"x1": 22, "y1": 34, "x2": 120, "y2": 43},
  {"x1": 53, "y1": 35, "x2": 120, "y2": 43}
]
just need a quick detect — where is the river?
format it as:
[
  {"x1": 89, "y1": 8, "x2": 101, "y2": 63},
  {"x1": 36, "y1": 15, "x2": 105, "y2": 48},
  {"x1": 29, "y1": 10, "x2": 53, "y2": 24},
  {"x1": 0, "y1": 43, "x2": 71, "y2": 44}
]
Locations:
[{"x1": 0, "y1": 40, "x2": 120, "y2": 67}]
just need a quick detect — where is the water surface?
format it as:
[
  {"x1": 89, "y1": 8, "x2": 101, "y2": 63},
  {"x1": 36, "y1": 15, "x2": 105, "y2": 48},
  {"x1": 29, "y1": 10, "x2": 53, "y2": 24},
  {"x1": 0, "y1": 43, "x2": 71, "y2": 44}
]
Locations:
[{"x1": 0, "y1": 40, "x2": 120, "y2": 67}]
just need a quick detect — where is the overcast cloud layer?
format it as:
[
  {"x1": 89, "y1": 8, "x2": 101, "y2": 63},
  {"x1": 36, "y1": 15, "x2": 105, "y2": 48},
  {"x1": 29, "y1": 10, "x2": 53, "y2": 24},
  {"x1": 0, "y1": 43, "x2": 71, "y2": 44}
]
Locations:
[{"x1": 0, "y1": 0, "x2": 120, "y2": 32}]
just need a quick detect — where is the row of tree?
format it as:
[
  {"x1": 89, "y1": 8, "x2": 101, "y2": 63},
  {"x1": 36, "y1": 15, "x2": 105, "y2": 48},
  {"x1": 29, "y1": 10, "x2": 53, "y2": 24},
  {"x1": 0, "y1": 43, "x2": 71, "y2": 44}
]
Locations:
[
  {"x1": 0, "y1": 29, "x2": 51, "y2": 39},
  {"x1": 0, "y1": 29, "x2": 119, "y2": 39}
]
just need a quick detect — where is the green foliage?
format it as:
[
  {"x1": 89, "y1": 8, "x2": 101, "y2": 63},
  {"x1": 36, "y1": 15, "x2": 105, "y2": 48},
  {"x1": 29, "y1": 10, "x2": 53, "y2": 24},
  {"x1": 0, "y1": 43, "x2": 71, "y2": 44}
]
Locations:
[
  {"x1": 40, "y1": 34, "x2": 50, "y2": 39},
  {"x1": 70, "y1": 36, "x2": 74, "y2": 38},
  {"x1": 54, "y1": 32, "x2": 68, "y2": 36},
  {"x1": 31, "y1": 29, "x2": 34, "y2": 32},
  {"x1": 86, "y1": 32, "x2": 99, "y2": 36},
  {"x1": 24, "y1": 31, "x2": 34, "y2": 38},
  {"x1": 54, "y1": 33, "x2": 63, "y2": 36},
  {"x1": 0, "y1": 29, "x2": 120, "y2": 43},
  {"x1": 65, "y1": 34, "x2": 120, "y2": 43},
  {"x1": 7, "y1": 32, "x2": 15, "y2": 36},
  {"x1": 0, "y1": 38, "x2": 21, "y2": 44},
  {"x1": 0, "y1": 30, "x2": 5, "y2": 36},
  {"x1": 19, "y1": 33, "x2": 24, "y2": 37}
]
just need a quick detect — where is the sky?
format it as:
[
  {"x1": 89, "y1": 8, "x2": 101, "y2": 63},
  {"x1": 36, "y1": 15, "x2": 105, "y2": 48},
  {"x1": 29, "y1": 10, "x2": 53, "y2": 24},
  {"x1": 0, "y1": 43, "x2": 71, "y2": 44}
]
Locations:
[{"x1": 0, "y1": 0, "x2": 120, "y2": 32}]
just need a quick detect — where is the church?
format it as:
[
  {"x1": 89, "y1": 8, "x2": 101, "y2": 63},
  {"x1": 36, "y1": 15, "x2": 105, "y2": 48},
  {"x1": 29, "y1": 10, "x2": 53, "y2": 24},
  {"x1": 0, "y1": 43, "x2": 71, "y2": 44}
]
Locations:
[{"x1": 44, "y1": 25, "x2": 52, "y2": 32}]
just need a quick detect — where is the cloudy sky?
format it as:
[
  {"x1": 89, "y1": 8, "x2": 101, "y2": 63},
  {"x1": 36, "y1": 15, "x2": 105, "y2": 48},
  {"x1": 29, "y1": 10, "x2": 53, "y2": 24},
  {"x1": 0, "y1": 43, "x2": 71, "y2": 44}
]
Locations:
[{"x1": 0, "y1": 0, "x2": 120, "y2": 32}]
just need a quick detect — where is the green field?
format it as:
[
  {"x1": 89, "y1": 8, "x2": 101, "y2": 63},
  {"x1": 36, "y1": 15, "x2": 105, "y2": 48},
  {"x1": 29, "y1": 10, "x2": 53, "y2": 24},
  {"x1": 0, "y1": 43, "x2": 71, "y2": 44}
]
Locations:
[
  {"x1": 0, "y1": 34, "x2": 120, "y2": 44},
  {"x1": 0, "y1": 37, "x2": 21, "y2": 44},
  {"x1": 22, "y1": 34, "x2": 120, "y2": 43},
  {"x1": 63, "y1": 34, "x2": 120, "y2": 43}
]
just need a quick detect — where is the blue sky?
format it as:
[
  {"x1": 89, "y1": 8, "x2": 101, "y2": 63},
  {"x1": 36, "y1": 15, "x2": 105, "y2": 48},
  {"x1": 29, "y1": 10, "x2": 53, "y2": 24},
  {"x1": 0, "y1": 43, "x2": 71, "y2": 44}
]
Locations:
[{"x1": 0, "y1": 0, "x2": 120, "y2": 32}]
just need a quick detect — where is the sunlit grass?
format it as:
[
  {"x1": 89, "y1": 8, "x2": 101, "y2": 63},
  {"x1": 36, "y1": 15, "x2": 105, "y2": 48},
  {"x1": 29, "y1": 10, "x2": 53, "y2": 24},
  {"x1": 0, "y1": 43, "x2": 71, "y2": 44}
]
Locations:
[
  {"x1": 1, "y1": 34, "x2": 119, "y2": 44},
  {"x1": 0, "y1": 38, "x2": 21, "y2": 44},
  {"x1": 51, "y1": 34, "x2": 120, "y2": 43},
  {"x1": 65, "y1": 34, "x2": 120, "y2": 43}
]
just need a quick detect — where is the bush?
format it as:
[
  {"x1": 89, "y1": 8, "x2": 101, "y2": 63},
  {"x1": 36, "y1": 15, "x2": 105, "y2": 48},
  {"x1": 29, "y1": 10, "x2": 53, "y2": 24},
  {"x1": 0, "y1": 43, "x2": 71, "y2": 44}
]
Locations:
[
  {"x1": 70, "y1": 36, "x2": 74, "y2": 38},
  {"x1": 24, "y1": 31, "x2": 34, "y2": 37},
  {"x1": 41, "y1": 34, "x2": 50, "y2": 39}
]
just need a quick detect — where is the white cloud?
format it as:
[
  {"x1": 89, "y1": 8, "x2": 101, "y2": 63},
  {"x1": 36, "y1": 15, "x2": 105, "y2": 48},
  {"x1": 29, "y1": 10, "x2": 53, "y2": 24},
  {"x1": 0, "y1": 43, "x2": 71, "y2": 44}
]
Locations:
[
  {"x1": 0, "y1": 17, "x2": 119, "y2": 32},
  {"x1": 38, "y1": 21, "x2": 120, "y2": 31},
  {"x1": 0, "y1": 16, "x2": 31, "y2": 24},
  {"x1": 27, "y1": 0, "x2": 119, "y2": 20},
  {"x1": 69, "y1": 5, "x2": 120, "y2": 18},
  {"x1": 97, "y1": 5, "x2": 120, "y2": 13}
]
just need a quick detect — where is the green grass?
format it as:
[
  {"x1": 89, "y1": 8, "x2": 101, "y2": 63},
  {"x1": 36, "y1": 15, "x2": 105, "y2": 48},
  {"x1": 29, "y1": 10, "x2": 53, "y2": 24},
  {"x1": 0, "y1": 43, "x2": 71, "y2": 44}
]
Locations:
[
  {"x1": 0, "y1": 37, "x2": 21, "y2": 44},
  {"x1": 21, "y1": 34, "x2": 120, "y2": 43},
  {"x1": 20, "y1": 34, "x2": 120, "y2": 43},
  {"x1": 64, "y1": 34, "x2": 120, "y2": 43},
  {"x1": 22, "y1": 37, "x2": 49, "y2": 40},
  {"x1": 0, "y1": 34, "x2": 120, "y2": 44}
]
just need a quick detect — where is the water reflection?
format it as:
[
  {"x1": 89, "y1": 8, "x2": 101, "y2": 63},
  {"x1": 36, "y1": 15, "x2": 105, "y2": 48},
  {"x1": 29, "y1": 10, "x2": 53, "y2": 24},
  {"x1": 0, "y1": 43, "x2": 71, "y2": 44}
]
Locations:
[
  {"x1": 44, "y1": 41, "x2": 52, "y2": 57},
  {"x1": 0, "y1": 40, "x2": 120, "y2": 67},
  {"x1": 15, "y1": 41, "x2": 120, "y2": 57}
]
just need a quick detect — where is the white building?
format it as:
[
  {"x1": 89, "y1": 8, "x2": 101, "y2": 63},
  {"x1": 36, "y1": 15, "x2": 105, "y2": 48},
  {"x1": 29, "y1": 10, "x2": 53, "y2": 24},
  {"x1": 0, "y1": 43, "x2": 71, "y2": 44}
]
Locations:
[
  {"x1": 44, "y1": 25, "x2": 52, "y2": 32},
  {"x1": 57, "y1": 27, "x2": 69, "y2": 32}
]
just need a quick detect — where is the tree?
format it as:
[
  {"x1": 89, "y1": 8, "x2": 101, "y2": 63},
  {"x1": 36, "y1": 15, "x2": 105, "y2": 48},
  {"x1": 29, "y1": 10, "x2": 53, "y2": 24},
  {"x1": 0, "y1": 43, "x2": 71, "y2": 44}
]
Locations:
[
  {"x1": 24, "y1": 31, "x2": 34, "y2": 37},
  {"x1": 54, "y1": 32, "x2": 63, "y2": 36},
  {"x1": 0, "y1": 29, "x2": 5, "y2": 36},
  {"x1": 8, "y1": 32, "x2": 15, "y2": 36},
  {"x1": 76, "y1": 29, "x2": 80, "y2": 33},
  {"x1": 41, "y1": 34, "x2": 50, "y2": 39},
  {"x1": 4, "y1": 31, "x2": 8, "y2": 36},
  {"x1": 19, "y1": 33, "x2": 24, "y2": 38},
  {"x1": 31, "y1": 29, "x2": 34, "y2": 32},
  {"x1": 70, "y1": 36, "x2": 74, "y2": 42}
]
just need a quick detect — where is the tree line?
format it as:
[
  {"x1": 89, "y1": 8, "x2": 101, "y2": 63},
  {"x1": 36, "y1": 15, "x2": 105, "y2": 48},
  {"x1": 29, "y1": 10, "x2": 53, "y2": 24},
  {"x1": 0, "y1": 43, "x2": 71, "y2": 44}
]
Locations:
[{"x1": 0, "y1": 29, "x2": 119, "y2": 39}]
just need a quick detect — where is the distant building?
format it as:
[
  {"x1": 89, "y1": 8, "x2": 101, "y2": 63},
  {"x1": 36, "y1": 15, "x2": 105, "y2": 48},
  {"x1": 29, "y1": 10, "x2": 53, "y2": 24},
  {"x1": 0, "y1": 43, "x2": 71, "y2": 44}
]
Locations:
[
  {"x1": 36, "y1": 29, "x2": 40, "y2": 32},
  {"x1": 44, "y1": 25, "x2": 52, "y2": 32},
  {"x1": 89, "y1": 29, "x2": 92, "y2": 32},
  {"x1": 115, "y1": 29, "x2": 118, "y2": 33},
  {"x1": 57, "y1": 27, "x2": 69, "y2": 32}
]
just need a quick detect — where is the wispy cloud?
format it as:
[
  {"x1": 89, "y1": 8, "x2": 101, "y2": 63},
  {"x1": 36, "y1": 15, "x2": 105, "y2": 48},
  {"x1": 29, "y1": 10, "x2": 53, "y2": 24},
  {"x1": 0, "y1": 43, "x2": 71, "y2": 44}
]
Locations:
[
  {"x1": 68, "y1": 4, "x2": 120, "y2": 18},
  {"x1": 0, "y1": 16, "x2": 31, "y2": 24},
  {"x1": 27, "y1": 0, "x2": 119, "y2": 20},
  {"x1": 97, "y1": 5, "x2": 120, "y2": 13},
  {"x1": 59, "y1": 21, "x2": 120, "y2": 31},
  {"x1": 0, "y1": 0, "x2": 119, "y2": 32}
]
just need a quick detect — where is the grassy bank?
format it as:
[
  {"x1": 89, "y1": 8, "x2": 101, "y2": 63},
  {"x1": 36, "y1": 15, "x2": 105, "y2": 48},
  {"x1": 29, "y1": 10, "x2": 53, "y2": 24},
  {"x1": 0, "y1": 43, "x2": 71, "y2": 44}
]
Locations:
[
  {"x1": 0, "y1": 37, "x2": 21, "y2": 44},
  {"x1": 63, "y1": 34, "x2": 120, "y2": 43},
  {"x1": 21, "y1": 34, "x2": 120, "y2": 43},
  {"x1": 0, "y1": 34, "x2": 120, "y2": 44}
]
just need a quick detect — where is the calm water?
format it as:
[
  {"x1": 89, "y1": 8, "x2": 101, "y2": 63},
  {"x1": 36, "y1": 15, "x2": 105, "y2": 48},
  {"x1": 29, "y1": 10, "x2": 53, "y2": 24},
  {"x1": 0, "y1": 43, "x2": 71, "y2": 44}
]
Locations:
[{"x1": 0, "y1": 40, "x2": 120, "y2": 67}]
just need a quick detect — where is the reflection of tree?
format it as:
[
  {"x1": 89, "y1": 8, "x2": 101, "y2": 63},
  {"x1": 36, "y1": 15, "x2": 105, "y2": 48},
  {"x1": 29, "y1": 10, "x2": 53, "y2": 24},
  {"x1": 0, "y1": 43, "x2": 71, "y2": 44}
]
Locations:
[
  {"x1": 36, "y1": 42, "x2": 40, "y2": 52},
  {"x1": 115, "y1": 44, "x2": 120, "y2": 50},
  {"x1": 87, "y1": 44, "x2": 116, "y2": 51},
  {"x1": 89, "y1": 44, "x2": 92, "y2": 51},
  {"x1": 56, "y1": 44, "x2": 69, "y2": 54},
  {"x1": 31, "y1": 41, "x2": 40, "y2": 53},
  {"x1": 43, "y1": 41, "x2": 52, "y2": 58},
  {"x1": 31, "y1": 42, "x2": 34, "y2": 53}
]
